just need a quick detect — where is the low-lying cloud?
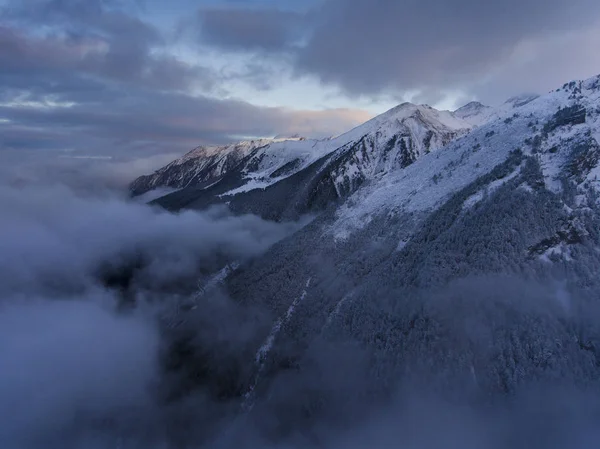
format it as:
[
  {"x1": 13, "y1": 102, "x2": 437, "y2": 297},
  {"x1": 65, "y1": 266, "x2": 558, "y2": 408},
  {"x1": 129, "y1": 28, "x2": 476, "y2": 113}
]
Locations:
[
  {"x1": 0, "y1": 150, "x2": 182, "y2": 194},
  {"x1": 0, "y1": 298, "x2": 160, "y2": 448},
  {"x1": 3, "y1": 158, "x2": 600, "y2": 448},
  {"x1": 0, "y1": 171, "x2": 305, "y2": 448},
  {"x1": 3, "y1": 184, "x2": 600, "y2": 448},
  {"x1": 0, "y1": 183, "x2": 302, "y2": 299}
]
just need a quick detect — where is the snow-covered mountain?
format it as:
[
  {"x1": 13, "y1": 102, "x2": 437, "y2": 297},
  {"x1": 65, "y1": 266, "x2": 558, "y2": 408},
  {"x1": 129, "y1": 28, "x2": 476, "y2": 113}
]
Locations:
[
  {"x1": 133, "y1": 75, "x2": 600, "y2": 275},
  {"x1": 130, "y1": 138, "x2": 298, "y2": 196},
  {"x1": 130, "y1": 103, "x2": 473, "y2": 205},
  {"x1": 206, "y1": 76, "x2": 600, "y2": 420},
  {"x1": 454, "y1": 94, "x2": 541, "y2": 127},
  {"x1": 127, "y1": 75, "x2": 600, "y2": 447},
  {"x1": 332, "y1": 78, "x2": 599, "y2": 240},
  {"x1": 453, "y1": 100, "x2": 494, "y2": 126},
  {"x1": 132, "y1": 89, "x2": 553, "y2": 218}
]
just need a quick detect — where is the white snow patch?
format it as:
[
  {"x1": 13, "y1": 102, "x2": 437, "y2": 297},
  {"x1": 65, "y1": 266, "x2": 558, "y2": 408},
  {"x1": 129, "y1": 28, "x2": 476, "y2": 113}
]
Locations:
[
  {"x1": 243, "y1": 277, "x2": 312, "y2": 411},
  {"x1": 324, "y1": 291, "x2": 353, "y2": 330},
  {"x1": 396, "y1": 239, "x2": 409, "y2": 251},
  {"x1": 462, "y1": 191, "x2": 486, "y2": 210},
  {"x1": 463, "y1": 166, "x2": 522, "y2": 211},
  {"x1": 194, "y1": 262, "x2": 240, "y2": 302},
  {"x1": 202, "y1": 178, "x2": 222, "y2": 190},
  {"x1": 539, "y1": 243, "x2": 573, "y2": 263},
  {"x1": 519, "y1": 183, "x2": 535, "y2": 193}
]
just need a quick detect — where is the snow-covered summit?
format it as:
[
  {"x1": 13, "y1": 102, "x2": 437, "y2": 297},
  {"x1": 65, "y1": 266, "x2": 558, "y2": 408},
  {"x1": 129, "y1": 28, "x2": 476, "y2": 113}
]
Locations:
[
  {"x1": 454, "y1": 93, "x2": 543, "y2": 128},
  {"x1": 273, "y1": 133, "x2": 306, "y2": 140},
  {"x1": 130, "y1": 137, "x2": 309, "y2": 196},
  {"x1": 331, "y1": 73, "x2": 600, "y2": 239},
  {"x1": 131, "y1": 102, "x2": 474, "y2": 198},
  {"x1": 504, "y1": 93, "x2": 540, "y2": 108},
  {"x1": 341, "y1": 102, "x2": 471, "y2": 141},
  {"x1": 454, "y1": 101, "x2": 494, "y2": 126}
]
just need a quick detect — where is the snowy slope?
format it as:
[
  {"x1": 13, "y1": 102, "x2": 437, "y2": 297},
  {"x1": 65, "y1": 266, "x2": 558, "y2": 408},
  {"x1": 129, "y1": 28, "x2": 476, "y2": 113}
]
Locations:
[
  {"x1": 223, "y1": 103, "x2": 474, "y2": 197},
  {"x1": 332, "y1": 75, "x2": 600, "y2": 239},
  {"x1": 454, "y1": 94, "x2": 540, "y2": 127},
  {"x1": 453, "y1": 101, "x2": 494, "y2": 126},
  {"x1": 157, "y1": 75, "x2": 600, "y2": 444},
  {"x1": 131, "y1": 104, "x2": 473, "y2": 199},
  {"x1": 130, "y1": 138, "x2": 304, "y2": 196}
]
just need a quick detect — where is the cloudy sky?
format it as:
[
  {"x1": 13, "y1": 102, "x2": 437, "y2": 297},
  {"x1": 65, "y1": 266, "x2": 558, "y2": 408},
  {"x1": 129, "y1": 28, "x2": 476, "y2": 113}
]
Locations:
[{"x1": 1, "y1": 0, "x2": 600, "y2": 179}]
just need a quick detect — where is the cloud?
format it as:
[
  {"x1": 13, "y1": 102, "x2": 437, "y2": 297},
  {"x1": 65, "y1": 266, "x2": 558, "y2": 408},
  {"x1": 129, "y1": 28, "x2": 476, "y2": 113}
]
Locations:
[
  {"x1": 0, "y1": 171, "x2": 304, "y2": 447},
  {"x1": 0, "y1": 1, "x2": 212, "y2": 92},
  {"x1": 198, "y1": 7, "x2": 305, "y2": 52},
  {"x1": 0, "y1": 149, "x2": 182, "y2": 192},
  {"x1": 469, "y1": 19, "x2": 600, "y2": 102},
  {"x1": 0, "y1": 0, "x2": 371, "y2": 165},
  {"x1": 0, "y1": 79, "x2": 371, "y2": 160},
  {"x1": 0, "y1": 183, "x2": 304, "y2": 299},
  {"x1": 193, "y1": 0, "x2": 600, "y2": 104},
  {"x1": 295, "y1": 0, "x2": 600, "y2": 101},
  {"x1": 0, "y1": 298, "x2": 160, "y2": 447}
]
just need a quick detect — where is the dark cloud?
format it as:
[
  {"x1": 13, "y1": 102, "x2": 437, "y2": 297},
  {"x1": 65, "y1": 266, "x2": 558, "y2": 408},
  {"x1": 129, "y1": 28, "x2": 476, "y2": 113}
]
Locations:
[
  {"x1": 198, "y1": 7, "x2": 305, "y2": 52},
  {"x1": 0, "y1": 82, "x2": 369, "y2": 162},
  {"x1": 0, "y1": 0, "x2": 215, "y2": 160},
  {"x1": 293, "y1": 0, "x2": 600, "y2": 99},
  {"x1": 0, "y1": 175, "x2": 304, "y2": 447},
  {"x1": 0, "y1": 19, "x2": 210, "y2": 93},
  {"x1": 0, "y1": 0, "x2": 370, "y2": 179},
  {"x1": 0, "y1": 298, "x2": 160, "y2": 447},
  {"x1": 194, "y1": 0, "x2": 600, "y2": 103}
]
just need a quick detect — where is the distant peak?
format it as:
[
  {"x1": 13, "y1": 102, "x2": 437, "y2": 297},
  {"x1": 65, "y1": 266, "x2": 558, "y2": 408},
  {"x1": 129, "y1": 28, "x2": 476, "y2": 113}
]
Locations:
[
  {"x1": 273, "y1": 133, "x2": 306, "y2": 140},
  {"x1": 504, "y1": 93, "x2": 539, "y2": 108},
  {"x1": 453, "y1": 101, "x2": 493, "y2": 127},
  {"x1": 389, "y1": 101, "x2": 417, "y2": 111},
  {"x1": 381, "y1": 102, "x2": 427, "y2": 118},
  {"x1": 455, "y1": 101, "x2": 490, "y2": 112}
]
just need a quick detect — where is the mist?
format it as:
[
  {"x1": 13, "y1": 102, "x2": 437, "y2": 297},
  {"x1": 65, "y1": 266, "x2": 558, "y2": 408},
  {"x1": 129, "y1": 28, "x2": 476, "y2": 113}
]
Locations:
[
  {"x1": 0, "y1": 182, "x2": 303, "y2": 299},
  {"x1": 2, "y1": 166, "x2": 600, "y2": 449},
  {"x1": 0, "y1": 297, "x2": 159, "y2": 448},
  {"x1": 0, "y1": 170, "x2": 306, "y2": 448}
]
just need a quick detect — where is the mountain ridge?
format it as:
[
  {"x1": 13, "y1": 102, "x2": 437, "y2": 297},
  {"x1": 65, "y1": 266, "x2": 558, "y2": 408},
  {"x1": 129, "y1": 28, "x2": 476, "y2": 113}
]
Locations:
[
  {"x1": 130, "y1": 93, "x2": 546, "y2": 204},
  {"x1": 130, "y1": 101, "x2": 477, "y2": 213},
  {"x1": 127, "y1": 74, "x2": 600, "y2": 446}
]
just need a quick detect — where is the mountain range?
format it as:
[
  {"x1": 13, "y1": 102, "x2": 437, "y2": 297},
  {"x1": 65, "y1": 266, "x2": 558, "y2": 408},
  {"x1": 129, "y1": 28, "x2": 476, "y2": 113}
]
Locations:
[
  {"x1": 130, "y1": 91, "x2": 552, "y2": 220},
  {"x1": 130, "y1": 75, "x2": 600, "y2": 446}
]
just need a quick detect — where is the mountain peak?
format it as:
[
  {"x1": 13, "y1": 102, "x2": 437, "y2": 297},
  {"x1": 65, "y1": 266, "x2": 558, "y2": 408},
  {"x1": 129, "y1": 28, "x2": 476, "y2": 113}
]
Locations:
[
  {"x1": 454, "y1": 101, "x2": 493, "y2": 126},
  {"x1": 455, "y1": 101, "x2": 489, "y2": 112},
  {"x1": 504, "y1": 93, "x2": 540, "y2": 108},
  {"x1": 272, "y1": 133, "x2": 306, "y2": 141},
  {"x1": 380, "y1": 102, "x2": 419, "y2": 117},
  {"x1": 355, "y1": 102, "x2": 472, "y2": 135}
]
